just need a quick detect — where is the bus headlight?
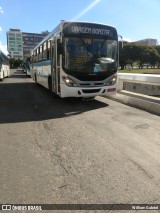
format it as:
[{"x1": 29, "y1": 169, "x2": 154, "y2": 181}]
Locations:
[
  {"x1": 106, "y1": 76, "x2": 117, "y2": 86},
  {"x1": 62, "y1": 76, "x2": 77, "y2": 87}
]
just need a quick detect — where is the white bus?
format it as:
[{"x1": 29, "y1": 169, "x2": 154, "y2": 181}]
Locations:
[
  {"x1": 30, "y1": 21, "x2": 118, "y2": 98},
  {"x1": 0, "y1": 50, "x2": 10, "y2": 81},
  {"x1": 26, "y1": 57, "x2": 31, "y2": 76},
  {"x1": 23, "y1": 57, "x2": 31, "y2": 77}
]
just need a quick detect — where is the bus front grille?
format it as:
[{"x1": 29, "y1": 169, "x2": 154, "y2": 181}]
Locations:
[
  {"x1": 82, "y1": 89, "x2": 101, "y2": 94},
  {"x1": 79, "y1": 82, "x2": 104, "y2": 87}
]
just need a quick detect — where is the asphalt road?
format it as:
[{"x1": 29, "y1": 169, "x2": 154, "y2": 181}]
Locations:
[{"x1": 0, "y1": 70, "x2": 160, "y2": 213}]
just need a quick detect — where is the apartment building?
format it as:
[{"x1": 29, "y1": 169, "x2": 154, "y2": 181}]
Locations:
[
  {"x1": 7, "y1": 29, "x2": 49, "y2": 59},
  {"x1": 135, "y1": 38, "x2": 157, "y2": 46},
  {"x1": 23, "y1": 31, "x2": 49, "y2": 59},
  {"x1": 7, "y1": 29, "x2": 23, "y2": 59}
]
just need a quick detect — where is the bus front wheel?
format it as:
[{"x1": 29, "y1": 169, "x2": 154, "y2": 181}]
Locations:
[
  {"x1": 0, "y1": 72, "x2": 4, "y2": 81},
  {"x1": 82, "y1": 97, "x2": 95, "y2": 100},
  {"x1": 48, "y1": 78, "x2": 59, "y2": 98}
]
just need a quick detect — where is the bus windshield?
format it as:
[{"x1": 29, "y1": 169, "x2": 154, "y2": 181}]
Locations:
[{"x1": 62, "y1": 37, "x2": 118, "y2": 74}]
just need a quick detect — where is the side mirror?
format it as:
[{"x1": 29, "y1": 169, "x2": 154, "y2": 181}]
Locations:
[{"x1": 118, "y1": 35, "x2": 123, "y2": 49}]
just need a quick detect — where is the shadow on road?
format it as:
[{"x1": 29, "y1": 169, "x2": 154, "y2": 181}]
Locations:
[{"x1": 0, "y1": 80, "x2": 108, "y2": 124}]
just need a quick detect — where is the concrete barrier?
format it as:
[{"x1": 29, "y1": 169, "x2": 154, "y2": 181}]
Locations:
[
  {"x1": 104, "y1": 73, "x2": 160, "y2": 115},
  {"x1": 117, "y1": 73, "x2": 160, "y2": 94},
  {"x1": 105, "y1": 91, "x2": 160, "y2": 115}
]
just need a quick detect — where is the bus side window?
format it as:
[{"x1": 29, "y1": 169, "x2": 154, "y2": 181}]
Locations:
[
  {"x1": 43, "y1": 49, "x2": 47, "y2": 60},
  {"x1": 52, "y1": 43, "x2": 55, "y2": 66},
  {"x1": 47, "y1": 49, "x2": 50, "y2": 60},
  {"x1": 36, "y1": 49, "x2": 39, "y2": 62},
  {"x1": 34, "y1": 51, "x2": 37, "y2": 63},
  {"x1": 47, "y1": 41, "x2": 51, "y2": 60},
  {"x1": 39, "y1": 46, "x2": 43, "y2": 61},
  {"x1": 43, "y1": 42, "x2": 47, "y2": 60}
]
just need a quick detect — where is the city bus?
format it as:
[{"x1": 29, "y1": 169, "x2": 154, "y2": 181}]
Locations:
[
  {"x1": 30, "y1": 21, "x2": 118, "y2": 98},
  {"x1": 0, "y1": 50, "x2": 10, "y2": 81},
  {"x1": 23, "y1": 57, "x2": 31, "y2": 77}
]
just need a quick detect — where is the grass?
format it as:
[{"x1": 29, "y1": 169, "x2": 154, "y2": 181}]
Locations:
[{"x1": 118, "y1": 68, "x2": 160, "y2": 74}]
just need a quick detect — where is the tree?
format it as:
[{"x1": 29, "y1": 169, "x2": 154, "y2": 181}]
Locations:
[
  {"x1": 155, "y1": 45, "x2": 160, "y2": 68},
  {"x1": 124, "y1": 43, "x2": 141, "y2": 68},
  {"x1": 137, "y1": 45, "x2": 150, "y2": 68},
  {"x1": 9, "y1": 58, "x2": 24, "y2": 68},
  {"x1": 119, "y1": 41, "x2": 127, "y2": 70},
  {"x1": 9, "y1": 58, "x2": 15, "y2": 68},
  {"x1": 119, "y1": 42, "x2": 160, "y2": 69},
  {"x1": 148, "y1": 47, "x2": 160, "y2": 68}
]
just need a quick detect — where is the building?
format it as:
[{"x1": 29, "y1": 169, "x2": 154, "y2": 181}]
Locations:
[
  {"x1": 7, "y1": 29, "x2": 49, "y2": 59},
  {"x1": 134, "y1": 38, "x2": 157, "y2": 46},
  {"x1": 7, "y1": 29, "x2": 23, "y2": 59},
  {"x1": 22, "y1": 31, "x2": 49, "y2": 59}
]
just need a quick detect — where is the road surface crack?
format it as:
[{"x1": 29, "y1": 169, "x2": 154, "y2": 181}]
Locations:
[
  {"x1": 33, "y1": 137, "x2": 71, "y2": 175},
  {"x1": 127, "y1": 157, "x2": 154, "y2": 179}
]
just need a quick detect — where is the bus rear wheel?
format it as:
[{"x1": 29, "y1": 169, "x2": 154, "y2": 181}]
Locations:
[
  {"x1": 48, "y1": 78, "x2": 52, "y2": 93},
  {"x1": 35, "y1": 73, "x2": 38, "y2": 84}
]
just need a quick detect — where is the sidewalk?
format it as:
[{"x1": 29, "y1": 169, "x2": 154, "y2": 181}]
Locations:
[{"x1": 105, "y1": 90, "x2": 160, "y2": 116}]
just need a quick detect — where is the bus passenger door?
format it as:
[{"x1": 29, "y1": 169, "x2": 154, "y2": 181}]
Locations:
[
  {"x1": 56, "y1": 39, "x2": 61, "y2": 94},
  {"x1": 51, "y1": 39, "x2": 60, "y2": 95},
  {"x1": 51, "y1": 41, "x2": 56, "y2": 93}
]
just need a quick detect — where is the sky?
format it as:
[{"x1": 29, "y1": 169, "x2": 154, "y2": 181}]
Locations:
[{"x1": 0, "y1": 0, "x2": 160, "y2": 55}]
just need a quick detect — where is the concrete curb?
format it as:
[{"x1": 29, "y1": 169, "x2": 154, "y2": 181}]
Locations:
[{"x1": 104, "y1": 91, "x2": 160, "y2": 116}]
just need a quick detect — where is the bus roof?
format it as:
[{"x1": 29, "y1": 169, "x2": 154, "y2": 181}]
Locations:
[{"x1": 0, "y1": 50, "x2": 9, "y2": 59}]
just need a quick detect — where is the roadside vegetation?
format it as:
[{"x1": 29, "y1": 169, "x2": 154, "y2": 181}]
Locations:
[
  {"x1": 119, "y1": 41, "x2": 160, "y2": 74},
  {"x1": 118, "y1": 68, "x2": 160, "y2": 74},
  {"x1": 9, "y1": 58, "x2": 23, "y2": 68}
]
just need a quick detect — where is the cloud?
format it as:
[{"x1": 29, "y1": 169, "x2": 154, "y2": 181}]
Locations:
[
  {"x1": 0, "y1": 42, "x2": 8, "y2": 55},
  {"x1": 123, "y1": 37, "x2": 132, "y2": 42},
  {"x1": 73, "y1": 0, "x2": 101, "y2": 20},
  {"x1": 0, "y1": 27, "x2": 7, "y2": 55},
  {"x1": 0, "y1": 6, "x2": 4, "y2": 14}
]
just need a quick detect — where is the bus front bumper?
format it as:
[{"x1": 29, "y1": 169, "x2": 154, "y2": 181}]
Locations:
[{"x1": 60, "y1": 83, "x2": 117, "y2": 98}]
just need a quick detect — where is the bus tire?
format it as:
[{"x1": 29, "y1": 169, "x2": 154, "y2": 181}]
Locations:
[
  {"x1": 2, "y1": 72, "x2": 4, "y2": 81},
  {"x1": 48, "y1": 77, "x2": 59, "y2": 98},
  {"x1": 48, "y1": 77, "x2": 52, "y2": 93},
  {"x1": 83, "y1": 96, "x2": 95, "y2": 100},
  {"x1": 35, "y1": 73, "x2": 38, "y2": 85}
]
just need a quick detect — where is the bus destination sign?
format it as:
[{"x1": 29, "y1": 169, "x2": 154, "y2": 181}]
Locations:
[{"x1": 63, "y1": 22, "x2": 117, "y2": 38}]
